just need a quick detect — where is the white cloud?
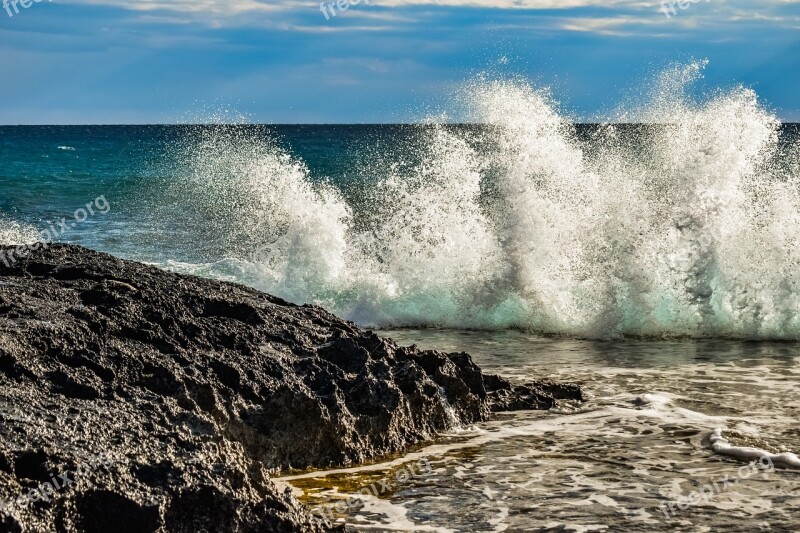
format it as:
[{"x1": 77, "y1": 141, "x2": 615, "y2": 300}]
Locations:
[{"x1": 61, "y1": 0, "x2": 800, "y2": 35}]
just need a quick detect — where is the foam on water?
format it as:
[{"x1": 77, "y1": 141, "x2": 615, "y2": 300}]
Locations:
[
  {"x1": 0, "y1": 219, "x2": 38, "y2": 245},
  {"x1": 275, "y1": 334, "x2": 800, "y2": 531},
  {"x1": 708, "y1": 429, "x2": 800, "y2": 470},
  {"x1": 166, "y1": 62, "x2": 800, "y2": 339}
]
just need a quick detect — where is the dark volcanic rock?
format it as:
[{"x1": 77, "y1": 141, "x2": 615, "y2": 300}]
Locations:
[{"x1": 0, "y1": 244, "x2": 583, "y2": 532}]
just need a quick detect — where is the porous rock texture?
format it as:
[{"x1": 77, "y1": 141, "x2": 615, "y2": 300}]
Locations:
[{"x1": 0, "y1": 244, "x2": 583, "y2": 532}]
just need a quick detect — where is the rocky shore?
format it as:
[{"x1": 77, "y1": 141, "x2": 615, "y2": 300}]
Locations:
[{"x1": 0, "y1": 244, "x2": 583, "y2": 532}]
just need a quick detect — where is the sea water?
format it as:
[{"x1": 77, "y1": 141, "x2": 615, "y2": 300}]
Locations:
[
  {"x1": 2, "y1": 62, "x2": 800, "y2": 531},
  {"x1": 275, "y1": 330, "x2": 800, "y2": 531}
]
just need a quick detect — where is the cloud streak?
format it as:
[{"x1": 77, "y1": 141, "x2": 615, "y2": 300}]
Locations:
[
  {"x1": 1, "y1": 0, "x2": 798, "y2": 122},
  {"x1": 57, "y1": 0, "x2": 800, "y2": 36}
]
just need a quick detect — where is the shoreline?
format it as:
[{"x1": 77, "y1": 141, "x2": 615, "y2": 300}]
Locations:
[{"x1": 0, "y1": 244, "x2": 583, "y2": 531}]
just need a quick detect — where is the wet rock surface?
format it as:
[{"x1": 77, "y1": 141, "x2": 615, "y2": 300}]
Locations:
[{"x1": 0, "y1": 244, "x2": 583, "y2": 532}]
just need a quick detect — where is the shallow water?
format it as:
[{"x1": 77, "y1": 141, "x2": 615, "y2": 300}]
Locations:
[{"x1": 278, "y1": 330, "x2": 800, "y2": 532}]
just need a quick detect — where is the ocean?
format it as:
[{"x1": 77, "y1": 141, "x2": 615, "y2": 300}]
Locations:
[{"x1": 2, "y1": 77, "x2": 800, "y2": 531}]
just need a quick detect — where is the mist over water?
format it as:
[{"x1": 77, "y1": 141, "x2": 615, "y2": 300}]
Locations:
[
  {"x1": 159, "y1": 63, "x2": 798, "y2": 339},
  {"x1": 0, "y1": 218, "x2": 37, "y2": 246},
  {"x1": 1, "y1": 63, "x2": 798, "y2": 339}
]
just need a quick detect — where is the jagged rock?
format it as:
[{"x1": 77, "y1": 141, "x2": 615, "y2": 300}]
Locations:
[{"x1": 0, "y1": 244, "x2": 583, "y2": 531}]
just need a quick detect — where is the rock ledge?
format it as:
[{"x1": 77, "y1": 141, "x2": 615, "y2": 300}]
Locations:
[{"x1": 0, "y1": 245, "x2": 582, "y2": 532}]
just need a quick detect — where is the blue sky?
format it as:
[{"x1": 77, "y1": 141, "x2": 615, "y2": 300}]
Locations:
[{"x1": 0, "y1": 0, "x2": 798, "y2": 123}]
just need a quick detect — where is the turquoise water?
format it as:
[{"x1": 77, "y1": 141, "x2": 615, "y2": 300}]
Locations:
[
  {"x1": 0, "y1": 124, "x2": 426, "y2": 260},
  {"x1": 2, "y1": 117, "x2": 800, "y2": 337}
]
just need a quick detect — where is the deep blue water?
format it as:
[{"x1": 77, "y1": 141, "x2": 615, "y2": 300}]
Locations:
[
  {"x1": 0, "y1": 125, "x2": 437, "y2": 260},
  {"x1": 2, "y1": 123, "x2": 800, "y2": 337}
]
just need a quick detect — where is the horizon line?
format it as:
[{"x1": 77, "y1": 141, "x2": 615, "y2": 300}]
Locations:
[{"x1": 2, "y1": 122, "x2": 799, "y2": 127}]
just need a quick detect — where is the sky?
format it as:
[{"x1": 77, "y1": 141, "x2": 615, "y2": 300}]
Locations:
[{"x1": 0, "y1": 0, "x2": 798, "y2": 124}]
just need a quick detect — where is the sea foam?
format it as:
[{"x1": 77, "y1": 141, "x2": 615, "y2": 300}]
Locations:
[{"x1": 167, "y1": 62, "x2": 800, "y2": 339}]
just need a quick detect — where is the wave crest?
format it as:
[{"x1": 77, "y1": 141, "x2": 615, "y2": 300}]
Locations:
[{"x1": 169, "y1": 64, "x2": 800, "y2": 339}]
